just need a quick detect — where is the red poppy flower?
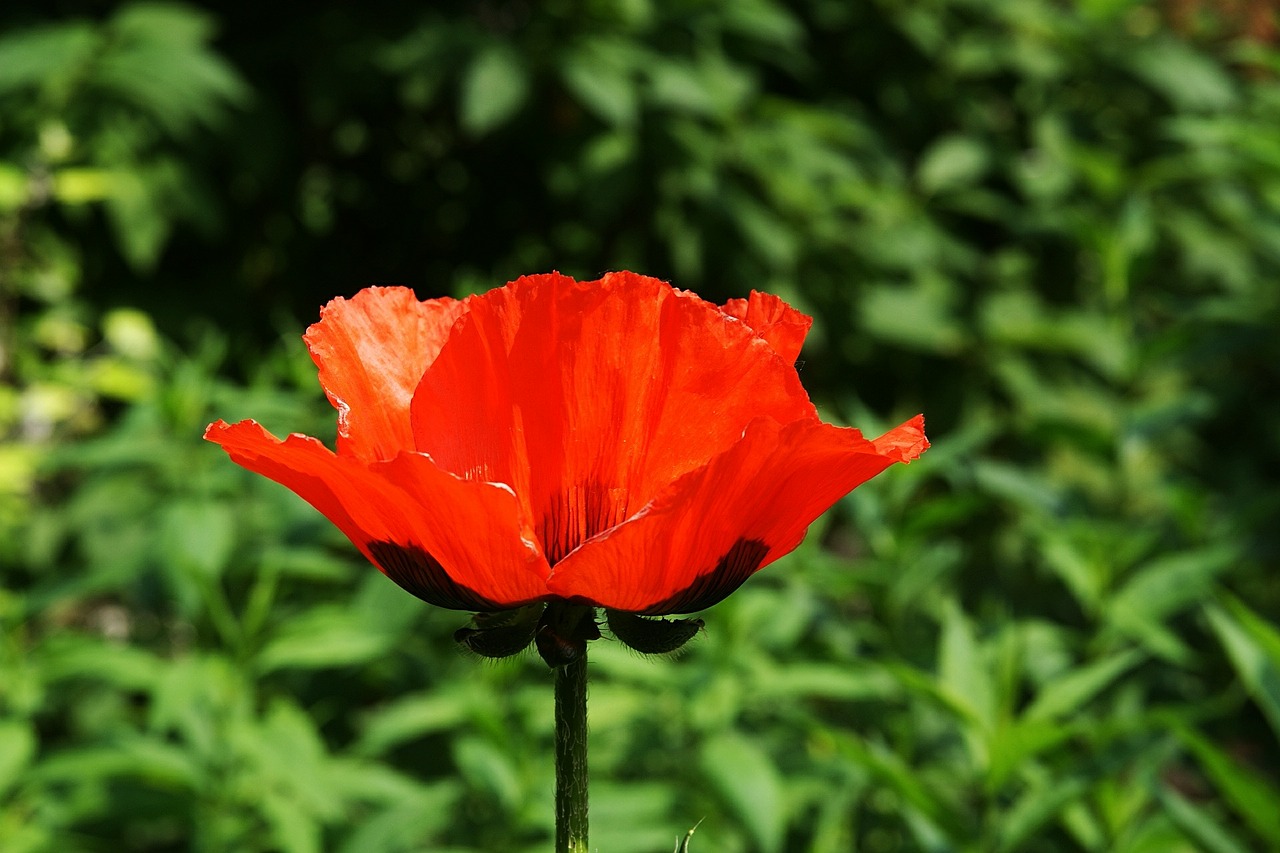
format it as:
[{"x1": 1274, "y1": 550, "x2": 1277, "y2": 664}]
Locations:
[{"x1": 206, "y1": 272, "x2": 927, "y2": 625}]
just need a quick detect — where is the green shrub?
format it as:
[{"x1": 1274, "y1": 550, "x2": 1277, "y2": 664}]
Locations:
[{"x1": 2, "y1": 1, "x2": 1277, "y2": 850}]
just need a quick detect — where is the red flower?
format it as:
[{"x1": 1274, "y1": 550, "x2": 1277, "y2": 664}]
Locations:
[{"x1": 206, "y1": 272, "x2": 927, "y2": 619}]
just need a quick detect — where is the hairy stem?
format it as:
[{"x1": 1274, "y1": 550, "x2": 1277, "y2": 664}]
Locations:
[{"x1": 554, "y1": 652, "x2": 589, "y2": 853}]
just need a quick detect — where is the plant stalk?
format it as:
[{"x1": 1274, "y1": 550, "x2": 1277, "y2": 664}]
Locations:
[{"x1": 554, "y1": 652, "x2": 589, "y2": 853}]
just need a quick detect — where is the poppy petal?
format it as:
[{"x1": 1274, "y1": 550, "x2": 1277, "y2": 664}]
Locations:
[
  {"x1": 205, "y1": 420, "x2": 549, "y2": 609},
  {"x1": 546, "y1": 414, "x2": 928, "y2": 613},
  {"x1": 303, "y1": 287, "x2": 467, "y2": 462},
  {"x1": 721, "y1": 291, "x2": 812, "y2": 365},
  {"x1": 409, "y1": 272, "x2": 819, "y2": 559},
  {"x1": 372, "y1": 451, "x2": 553, "y2": 602}
]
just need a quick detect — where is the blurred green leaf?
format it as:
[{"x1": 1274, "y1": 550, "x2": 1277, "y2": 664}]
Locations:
[
  {"x1": 162, "y1": 500, "x2": 235, "y2": 577},
  {"x1": 593, "y1": 782, "x2": 680, "y2": 853},
  {"x1": 561, "y1": 40, "x2": 638, "y2": 127},
  {"x1": 758, "y1": 663, "x2": 901, "y2": 703},
  {"x1": 1107, "y1": 547, "x2": 1236, "y2": 659},
  {"x1": 987, "y1": 718, "x2": 1075, "y2": 791},
  {"x1": 1128, "y1": 38, "x2": 1237, "y2": 112},
  {"x1": 255, "y1": 608, "x2": 397, "y2": 672},
  {"x1": 833, "y1": 731, "x2": 959, "y2": 841},
  {"x1": 337, "y1": 780, "x2": 461, "y2": 853},
  {"x1": 97, "y1": 2, "x2": 249, "y2": 134},
  {"x1": 355, "y1": 689, "x2": 473, "y2": 757},
  {"x1": 1023, "y1": 648, "x2": 1144, "y2": 722},
  {"x1": 0, "y1": 22, "x2": 99, "y2": 94},
  {"x1": 996, "y1": 776, "x2": 1089, "y2": 853},
  {"x1": 1206, "y1": 595, "x2": 1280, "y2": 742},
  {"x1": 460, "y1": 45, "x2": 529, "y2": 136},
  {"x1": 0, "y1": 720, "x2": 37, "y2": 798},
  {"x1": 1158, "y1": 786, "x2": 1253, "y2": 853},
  {"x1": 860, "y1": 277, "x2": 969, "y2": 354},
  {"x1": 700, "y1": 732, "x2": 785, "y2": 853},
  {"x1": 30, "y1": 738, "x2": 201, "y2": 789},
  {"x1": 3, "y1": 2, "x2": 1279, "y2": 849},
  {"x1": 40, "y1": 637, "x2": 162, "y2": 690},
  {"x1": 1167, "y1": 717, "x2": 1280, "y2": 846},
  {"x1": 454, "y1": 736, "x2": 523, "y2": 813},
  {"x1": 939, "y1": 598, "x2": 995, "y2": 732},
  {"x1": 918, "y1": 134, "x2": 989, "y2": 194}
]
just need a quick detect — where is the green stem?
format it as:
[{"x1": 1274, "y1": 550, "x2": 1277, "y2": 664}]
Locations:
[{"x1": 554, "y1": 652, "x2": 589, "y2": 853}]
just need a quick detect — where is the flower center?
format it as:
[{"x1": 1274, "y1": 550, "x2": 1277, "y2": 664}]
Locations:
[{"x1": 538, "y1": 481, "x2": 629, "y2": 565}]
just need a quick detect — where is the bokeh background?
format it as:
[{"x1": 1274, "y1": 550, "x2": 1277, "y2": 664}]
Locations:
[{"x1": 2, "y1": 1, "x2": 1279, "y2": 851}]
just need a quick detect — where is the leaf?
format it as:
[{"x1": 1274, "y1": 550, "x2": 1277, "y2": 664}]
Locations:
[
  {"x1": 722, "y1": 0, "x2": 804, "y2": 48},
  {"x1": 0, "y1": 720, "x2": 36, "y2": 798},
  {"x1": 251, "y1": 701, "x2": 344, "y2": 821},
  {"x1": 1206, "y1": 595, "x2": 1280, "y2": 743},
  {"x1": 645, "y1": 57, "x2": 752, "y2": 118},
  {"x1": 355, "y1": 689, "x2": 473, "y2": 757},
  {"x1": 1128, "y1": 38, "x2": 1238, "y2": 111},
  {"x1": 986, "y1": 718, "x2": 1076, "y2": 791},
  {"x1": 860, "y1": 277, "x2": 969, "y2": 355},
  {"x1": 96, "y1": 2, "x2": 249, "y2": 134},
  {"x1": 103, "y1": 173, "x2": 171, "y2": 272},
  {"x1": 561, "y1": 41, "x2": 637, "y2": 126},
  {"x1": 672, "y1": 819, "x2": 702, "y2": 853},
  {"x1": 0, "y1": 162, "x2": 26, "y2": 211},
  {"x1": 459, "y1": 45, "x2": 529, "y2": 135},
  {"x1": 918, "y1": 134, "x2": 989, "y2": 194},
  {"x1": 592, "y1": 782, "x2": 680, "y2": 853},
  {"x1": 758, "y1": 663, "x2": 901, "y2": 702},
  {"x1": 453, "y1": 736, "x2": 523, "y2": 813},
  {"x1": 700, "y1": 732, "x2": 784, "y2": 853},
  {"x1": 255, "y1": 608, "x2": 396, "y2": 672},
  {"x1": 1107, "y1": 547, "x2": 1235, "y2": 660},
  {"x1": 1023, "y1": 649, "x2": 1144, "y2": 722},
  {"x1": 1158, "y1": 786, "x2": 1253, "y2": 853},
  {"x1": 996, "y1": 776, "x2": 1089, "y2": 852},
  {"x1": 1167, "y1": 717, "x2": 1280, "y2": 846},
  {"x1": 50, "y1": 168, "x2": 121, "y2": 204},
  {"x1": 161, "y1": 500, "x2": 235, "y2": 577},
  {"x1": 938, "y1": 599, "x2": 995, "y2": 731},
  {"x1": 1109, "y1": 548, "x2": 1235, "y2": 621},
  {"x1": 261, "y1": 790, "x2": 322, "y2": 853},
  {"x1": 30, "y1": 739, "x2": 201, "y2": 789},
  {"x1": 337, "y1": 781, "x2": 461, "y2": 853},
  {"x1": 40, "y1": 637, "x2": 162, "y2": 690},
  {"x1": 1038, "y1": 531, "x2": 1105, "y2": 613},
  {"x1": 0, "y1": 21, "x2": 99, "y2": 94},
  {"x1": 724, "y1": 187, "x2": 798, "y2": 269},
  {"x1": 832, "y1": 731, "x2": 960, "y2": 840}
]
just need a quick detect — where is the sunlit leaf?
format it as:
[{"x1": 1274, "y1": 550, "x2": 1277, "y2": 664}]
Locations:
[
  {"x1": 1023, "y1": 649, "x2": 1143, "y2": 722},
  {"x1": 938, "y1": 599, "x2": 996, "y2": 733},
  {"x1": 0, "y1": 22, "x2": 99, "y2": 94},
  {"x1": 0, "y1": 720, "x2": 36, "y2": 798},
  {"x1": 460, "y1": 45, "x2": 529, "y2": 135},
  {"x1": 255, "y1": 609, "x2": 397, "y2": 672},
  {"x1": 918, "y1": 135, "x2": 990, "y2": 194}
]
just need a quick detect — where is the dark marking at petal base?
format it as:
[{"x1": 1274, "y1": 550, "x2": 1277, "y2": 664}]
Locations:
[
  {"x1": 642, "y1": 537, "x2": 770, "y2": 616},
  {"x1": 538, "y1": 482, "x2": 628, "y2": 565},
  {"x1": 368, "y1": 541, "x2": 501, "y2": 611}
]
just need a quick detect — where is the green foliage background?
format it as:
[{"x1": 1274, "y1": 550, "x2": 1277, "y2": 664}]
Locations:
[{"x1": 2, "y1": 1, "x2": 1279, "y2": 851}]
